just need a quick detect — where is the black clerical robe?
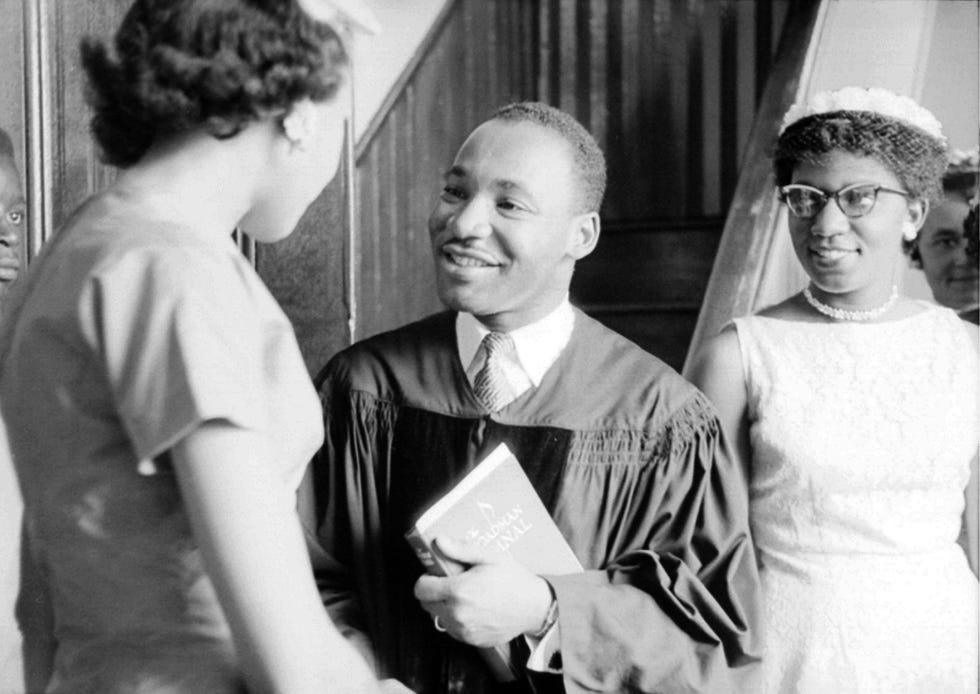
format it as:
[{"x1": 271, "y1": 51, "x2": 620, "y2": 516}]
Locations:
[{"x1": 304, "y1": 310, "x2": 760, "y2": 693}]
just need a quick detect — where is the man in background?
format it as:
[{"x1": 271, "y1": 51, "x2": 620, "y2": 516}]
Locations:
[
  {"x1": 0, "y1": 129, "x2": 24, "y2": 303},
  {"x1": 907, "y1": 148, "x2": 979, "y2": 323}
]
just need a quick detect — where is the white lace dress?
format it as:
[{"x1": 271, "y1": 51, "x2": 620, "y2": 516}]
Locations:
[{"x1": 734, "y1": 304, "x2": 978, "y2": 693}]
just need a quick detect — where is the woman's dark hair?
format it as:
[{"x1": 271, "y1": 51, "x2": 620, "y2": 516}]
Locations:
[
  {"x1": 773, "y1": 111, "x2": 947, "y2": 205},
  {"x1": 941, "y1": 169, "x2": 979, "y2": 201},
  {"x1": 82, "y1": 0, "x2": 348, "y2": 167}
]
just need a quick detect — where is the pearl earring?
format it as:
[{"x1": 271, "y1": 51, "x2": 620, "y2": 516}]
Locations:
[
  {"x1": 282, "y1": 99, "x2": 316, "y2": 150},
  {"x1": 902, "y1": 221, "x2": 918, "y2": 242}
]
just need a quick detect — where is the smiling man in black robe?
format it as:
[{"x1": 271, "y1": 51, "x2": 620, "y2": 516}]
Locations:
[{"x1": 304, "y1": 102, "x2": 760, "y2": 693}]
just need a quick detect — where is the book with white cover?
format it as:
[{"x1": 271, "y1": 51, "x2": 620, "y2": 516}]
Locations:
[{"x1": 405, "y1": 443, "x2": 582, "y2": 681}]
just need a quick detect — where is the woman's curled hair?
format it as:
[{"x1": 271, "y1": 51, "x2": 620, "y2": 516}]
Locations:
[{"x1": 82, "y1": 0, "x2": 348, "y2": 167}]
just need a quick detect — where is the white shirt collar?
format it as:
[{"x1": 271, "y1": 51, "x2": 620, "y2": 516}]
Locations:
[{"x1": 456, "y1": 299, "x2": 575, "y2": 388}]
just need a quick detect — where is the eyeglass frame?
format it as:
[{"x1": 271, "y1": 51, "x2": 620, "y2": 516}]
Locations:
[{"x1": 778, "y1": 182, "x2": 910, "y2": 219}]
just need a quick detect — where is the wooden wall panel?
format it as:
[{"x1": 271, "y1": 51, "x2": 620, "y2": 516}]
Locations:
[
  {"x1": 351, "y1": 0, "x2": 539, "y2": 342},
  {"x1": 591, "y1": 307, "x2": 702, "y2": 375},
  {"x1": 256, "y1": 149, "x2": 351, "y2": 377},
  {"x1": 12, "y1": 0, "x2": 130, "y2": 264},
  {"x1": 571, "y1": 223, "x2": 723, "y2": 308},
  {"x1": 44, "y1": 1, "x2": 130, "y2": 233},
  {"x1": 542, "y1": 0, "x2": 789, "y2": 224},
  {"x1": 538, "y1": 0, "x2": 798, "y2": 369},
  {"x1": 0, "y1": 0, "x2": 26, "y2": 173}
]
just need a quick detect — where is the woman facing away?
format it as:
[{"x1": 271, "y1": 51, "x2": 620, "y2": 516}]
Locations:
[
  {"x1": 0, "y1": 1, "x2": 391, "y2": 692},
  {"x1": 689, "y1": 87, "x2": 979, "y2": 693},
  {"x1": 905, "y1": 148, "x2": 979, "y2": 324}
]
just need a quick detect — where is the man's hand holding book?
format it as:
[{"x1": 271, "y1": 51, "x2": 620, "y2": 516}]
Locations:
[{"x1": 413, "y1": 536, "x2": 556, "y2": 647}]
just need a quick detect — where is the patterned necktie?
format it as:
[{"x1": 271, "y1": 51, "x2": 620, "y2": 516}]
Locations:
[{"x1": 472, "y1": 331, "x2": 515, "y2": 412}]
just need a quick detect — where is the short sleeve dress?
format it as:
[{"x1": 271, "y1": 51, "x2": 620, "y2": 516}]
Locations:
[
  {"x1": 0, "y1": 191, "x2": 324, "y2": 693},
  {"x1": 734, "y1": 304, "x2": 978, "y2": 693}
]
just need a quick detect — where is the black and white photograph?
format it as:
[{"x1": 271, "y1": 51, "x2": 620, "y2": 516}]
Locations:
[{"x1": 0, "y1": 1, "x2": 977, "y2": 692}]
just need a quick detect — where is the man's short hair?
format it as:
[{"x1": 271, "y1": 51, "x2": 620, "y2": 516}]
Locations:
[{"x1": 492, "y1": 102, "x2": 606, "y2": 214}]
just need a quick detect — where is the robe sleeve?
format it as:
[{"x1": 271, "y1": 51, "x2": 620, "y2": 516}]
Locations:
[
  {"x1": 300, "y1": 360, "x2": 383, "y2": 673},
  {"x1": 299, "y1": 469, "x2": 376, "y2": 671},
  {"x1": 542, "y1": 393, "x2": 761, "y2": 693}
]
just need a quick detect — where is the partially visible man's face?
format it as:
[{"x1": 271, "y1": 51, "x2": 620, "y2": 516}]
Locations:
[
  {"x1": 917, "y1": 194, "x2": 978, "y2": 312},
  {"x1": 0, "y1": 157, "x2": 25, "y2": 295},
  {"x1": 427, "y1": 119, "x2": 588, "y2": 332}
]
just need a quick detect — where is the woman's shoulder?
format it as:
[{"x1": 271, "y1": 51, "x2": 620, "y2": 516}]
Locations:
[
  {"x1": 85, "y1": 207, "x2": 248, "y2": 294},
  {"x1": 946, "y1": 306, "x2": 979, "y2": 352},
  {"x1": 907, "y1": 300, "x2": 978, "y2": 348},
  {"x1": 689, "y1": 297, "x2": 805, "y2": 382},
  {"x1": 60, "y1": 203, "x2": 272, "y2": 330},
  {"x1": 962, "y1": 318, "x2": 979, "y2": 351},
  {"x1": 687, "y1": 323, "x2": 744, "y2": 394}
]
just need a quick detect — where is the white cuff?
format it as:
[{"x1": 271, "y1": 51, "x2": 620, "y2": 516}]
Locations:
[{"x1": 524, "y1": 626, "x2": 561, "y2": 674}]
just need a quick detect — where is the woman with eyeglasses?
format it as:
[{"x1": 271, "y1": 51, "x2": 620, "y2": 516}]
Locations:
[{"x1": 689, "y1": 87, "x2": 978, "y2": 693}]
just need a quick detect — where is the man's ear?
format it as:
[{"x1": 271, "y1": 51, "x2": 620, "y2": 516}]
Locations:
[{"x1": 567, "y1": 212, "x2": 600, "y2": 260}]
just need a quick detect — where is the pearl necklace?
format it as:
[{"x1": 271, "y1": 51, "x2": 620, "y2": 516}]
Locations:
[{"x1": 803, "y1": 285, "x2": 899, "y2": 322}]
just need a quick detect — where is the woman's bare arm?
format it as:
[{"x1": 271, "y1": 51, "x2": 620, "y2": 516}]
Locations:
[
  {"x1": 172, "y1": 422, "x2": 381, "y2": 694},
  {"x1": 688, "y1": 326, "x2": 752, "y2": 479}
]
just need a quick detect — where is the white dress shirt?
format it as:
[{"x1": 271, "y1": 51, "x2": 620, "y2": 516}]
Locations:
[{"x1": 455, "y1": 299, "x2": 575, "y2": 405}]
